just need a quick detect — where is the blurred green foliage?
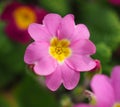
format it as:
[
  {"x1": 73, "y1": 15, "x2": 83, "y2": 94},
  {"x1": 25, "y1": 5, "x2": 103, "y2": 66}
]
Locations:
[
  {"x1": 13, "y1": 75, "x2": 58, "y2": 107},
  {"x1": 40, "y1": 0, "x2": 71, "y2": 16}
]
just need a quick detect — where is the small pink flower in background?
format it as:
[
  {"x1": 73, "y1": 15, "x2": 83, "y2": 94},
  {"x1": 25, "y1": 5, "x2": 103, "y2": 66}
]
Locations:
[
  {"x1": 1, "y1": 2, "x2": 48, "y2": 44},
  {"x1": 109, "y1": 0, "x2": 120, "y2": 5},
  {"x1": 90, "y1": 59, "x2": 101, "y2": 73},
  {"x1": 24, "y1": 13, "x2": 96, "y2": 91},
  {"x1": 74, "y1": 66, "x2": 120, "y2": 107}
]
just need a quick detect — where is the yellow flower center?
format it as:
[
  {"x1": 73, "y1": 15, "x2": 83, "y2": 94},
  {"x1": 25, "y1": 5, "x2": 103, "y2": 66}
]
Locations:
[
  {"x1": 113, "y1": 103, "x2": 120, "y2": 107},
  {"x1": 49, "y1": 37, "x2": 71, "y2": 63},
  {"x1": 13, "y1": 6, "x2": 36, "y2": 30}
]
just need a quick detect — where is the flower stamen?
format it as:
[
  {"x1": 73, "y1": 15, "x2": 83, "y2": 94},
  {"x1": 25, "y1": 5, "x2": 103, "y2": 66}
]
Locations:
[
  {"x1": 113, "y1": 103, "x2": 120, "y2": 107},
  {"x1": 55, "y1": 47, "x2": 63, "y2": 55},
  {"x1": 49, "y1": 37, "x2": 71, "y2": 63}
]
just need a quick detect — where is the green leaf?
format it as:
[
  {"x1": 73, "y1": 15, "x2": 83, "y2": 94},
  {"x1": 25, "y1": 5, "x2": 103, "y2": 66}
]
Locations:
[
  {"x1": 0, "y1": 95, "x2": 10, "y2": 107},
  {"x1": 93, "y1": 42, "x2": 112, "y2": 74},
  {"x1": 77, "y1": 3, "x2": 120, "y2": 50},
  {"x1": 0, "y1": 22, "x2": 26, "y2": 88},
  {"x1": 0, "y1": 22, "x2": 13, "y2": 54},
  {"x1": 93, "y1": 42, "x2": 112, "y2": 64},
  {"x1": 0, "y1": 45, "x2": 26, "y2": 88},
  {"x1": 13, "y1": 75, "x2": 58, "y2": 107}
]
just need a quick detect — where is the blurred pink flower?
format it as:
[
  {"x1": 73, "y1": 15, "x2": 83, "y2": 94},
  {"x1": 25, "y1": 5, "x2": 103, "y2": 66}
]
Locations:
[
  {"x1": 1, "y1": 2, "x2": 48, "y2": 44},
  {"x1": 109, "y1": 0, "x2": 120, "y2": 5},
  {"x1": 74, "y1": 66, "x2": 120, "y2": 107},
  {"x1": 24, "y1": 13, "x2": 96, "y2": 91}
]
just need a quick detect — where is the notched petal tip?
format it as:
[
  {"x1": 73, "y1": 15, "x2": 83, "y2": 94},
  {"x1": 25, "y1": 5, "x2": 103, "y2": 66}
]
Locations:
[
  {"x1": 86, "y1": 40, "x2": 96, "y2": 55},
  {"x1": 62, "y1": 64, "x2": 80, "y2": 90},
  {"x1": 74, "y1": 24, "x2": 90, "y2": 40},
  {"x1": 45, "y1": 67, "x2": 62, "y2": 91},
  {"x1": 64, "y1": 14, "x2": 74, "y2": 20},
  {"x1": 43, "y1": 13, "x2": 62, "y2": 20},
  {"x1": 28, "y1": 23, "x2": 39, "y2": 36},
  {"x1": 28, "y1": 23, "x2": 40, "y2": 33},
  {"x1": 28, "y1": 23, "x2": 51, "y2": 42},
  {"x1": 42, "y1": 13, "x2": 62, "y2": 36},
  {"x1": 89, "y1": 41, "x2": 96, "y2": 55}
]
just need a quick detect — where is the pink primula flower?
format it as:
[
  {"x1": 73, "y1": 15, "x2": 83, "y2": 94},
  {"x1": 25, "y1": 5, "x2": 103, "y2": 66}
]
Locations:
[
  {"x1": 109, "y1": 0, "x2": 120, "y2": 6},
  {"x1": 1, "y1": 2, "x2": 48, "y2": 44},
  {"x1": 74, "y1": 66, "x2": 120, "y2": 107},
  {"x1": 24, "y1": 13, "x2": 96, "y2": 91}
]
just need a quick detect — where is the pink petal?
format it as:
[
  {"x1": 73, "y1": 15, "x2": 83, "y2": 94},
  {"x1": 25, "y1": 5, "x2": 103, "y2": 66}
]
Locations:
[
  {"x1": 91, "y1": 74, "x2": 115, "y2": 107},
  {"x1": 58, "y1": 14, "x2": 75, "y2": 40},
  {"x1": 66, "y1": 55, "x2": 96, "y2": 71},
  {"x1": 73, "y1": 24, "x2": 90, "y2": 41},
  {"x1": 45, "y1": 66, "x2": 62, "y2": 91},
  {"x1": 111, "y1": 66, "x2": 120, "y2": 101},
  {"x1": 70, "y1": 39, "x2": 96, "y2": 55},
  {"x1": 61, "y1": 64, "x2": 80, "y2": 90},
  {"x1": 34, "y1": 56, "x2": 57, "y2": 76},
  {"x1": 24, "y1": 42, "x2": 49, "y2": 64},
  {"x1": 43, "y1": 13, "x2": 62, "y2": 36},
  {"x1": 74, "y1": 104, "x2": 94, "y2": 107},
  {"x1": 28, "y1": 23, "x2": 51, "y2": 42}
]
